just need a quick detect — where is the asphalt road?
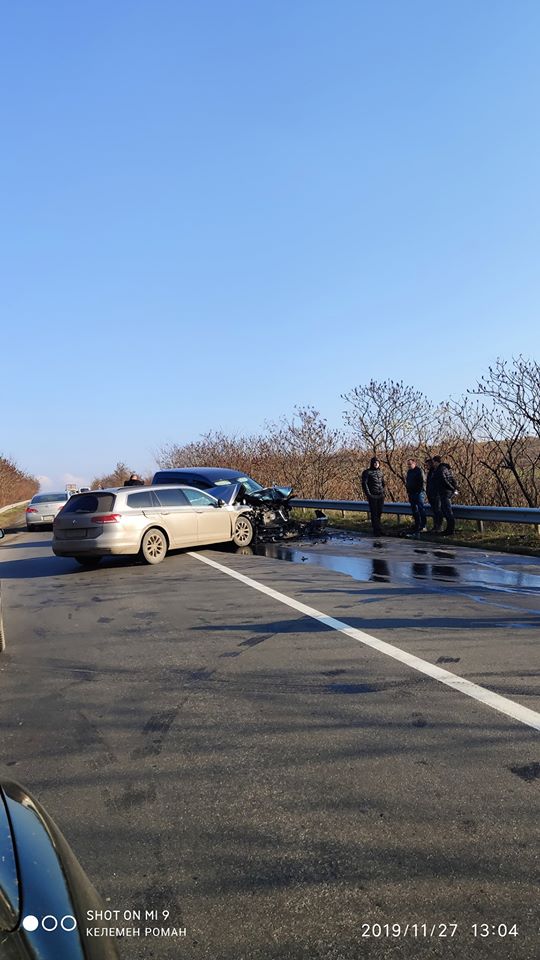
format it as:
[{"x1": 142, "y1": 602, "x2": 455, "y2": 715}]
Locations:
[{"x1": 0, "y1": 525, "x2": 539, "y2": 960}]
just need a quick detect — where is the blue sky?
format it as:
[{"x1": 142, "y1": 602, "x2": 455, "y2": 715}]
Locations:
[{"x1": 1, "y1": 0, "x2": 539, "y2": 490}]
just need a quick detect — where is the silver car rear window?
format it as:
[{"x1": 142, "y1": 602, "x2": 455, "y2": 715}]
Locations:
[
  {"x1": 62, "y1": 493, "x2": 116, "y2": 514},
  {"x1": 31, "y1": 493, "x2": 69, "y2": 503}
]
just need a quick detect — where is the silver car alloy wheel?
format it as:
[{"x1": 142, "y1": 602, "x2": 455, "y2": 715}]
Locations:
[
  {"x1": 233, "y1": 515, "x2": 254, "y2": 546},
  {"x1": 141, "y1": 528, "x2": 167, "y2": 564}
]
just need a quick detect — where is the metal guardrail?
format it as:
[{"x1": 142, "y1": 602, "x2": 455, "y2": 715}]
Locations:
[
  {"x1": 291, "y1": 498, "x2": 540, "y2": 530},
  {"x1": 0, "y1": 499, "x2": 29, "y2": 515}
]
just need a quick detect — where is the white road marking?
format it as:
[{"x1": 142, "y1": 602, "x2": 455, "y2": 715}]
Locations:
[{"x1": 189, "y1": 552, "x2": 540, "y2": 733}]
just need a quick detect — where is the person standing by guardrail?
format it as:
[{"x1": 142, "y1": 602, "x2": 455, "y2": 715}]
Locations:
[
  {"x1": 405, "y1": 458, "x2": 427, "y2": 538},
  {"x1": 123, "y1": 474, "x2": 145, "y2": 487},
  {"x1": 425, "y1": 457, "x2": 443, "y2": 532},
  {"x1": 432, "y1": 455, "x2": 458, "y2": 535},
  {"x1": 361, "y1": 457, "x2": 385, "y2": 536}
]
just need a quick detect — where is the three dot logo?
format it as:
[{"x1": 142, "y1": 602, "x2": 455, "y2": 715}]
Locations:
[{"x1": 22, "y1": 915, "x2": 77, "y2": 932}]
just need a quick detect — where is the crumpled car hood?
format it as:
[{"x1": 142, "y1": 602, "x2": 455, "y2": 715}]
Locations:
[{"x1": 207, "y1": 483, "x2": 294, "y2": 506}]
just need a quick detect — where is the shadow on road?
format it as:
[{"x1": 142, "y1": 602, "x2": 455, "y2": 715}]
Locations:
[{"x1": 0, "y1": 541, "x2": 48, "y2": 550}]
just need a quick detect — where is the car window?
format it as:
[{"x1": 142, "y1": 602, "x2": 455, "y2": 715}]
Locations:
[
  {"x1": 236, "y1": 477, "x2": 263, "y2": 492},
  {"x1": 177, "y1": 474, "x2": 210, "y2": 488},
  {"x1": 62, "y1": 493, "x2": 116, "y2": 514},
  {"x1": 153, "y1": 488, "x2": 190, "y2": 507},
  {"x1": 126, "y1": 491, "x2": 156, "y2": 508},
  {"x1": 212, "y1": 476, "x2": 262, "y2": 492},
  {"x1": 31, "y1": 493, "x2": 69, "y2": 503},
  {"x1": 182, "y1": 489, "x2": 217, "y2": 507}
]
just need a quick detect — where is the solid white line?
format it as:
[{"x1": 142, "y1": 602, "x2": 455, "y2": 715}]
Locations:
[{"x1": 188, "y1": 552, "x2": 540, "y2": 733}]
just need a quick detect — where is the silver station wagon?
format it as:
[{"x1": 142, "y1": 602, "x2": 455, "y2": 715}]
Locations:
[{"x1": 52, "y1": 485, "x2": 254, "y2": 567}]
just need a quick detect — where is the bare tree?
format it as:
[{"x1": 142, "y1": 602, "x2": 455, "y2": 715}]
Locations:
[
  {"x1": 342, "y1": 380, "x2": 440, "y2": 499},
  {"x1": 91, "y1": 461, "x2": 136, "y2": 489},
  {"x1": 468, "y1": 357, "x2": 540, "y2": 507},
  {"x1": 0, "y1": 454, "x2": 39, "y2": 507},
  {"x1": 264, "y1": 406, "x2": 349, "y2": 498},
  {"x1": 157, "y1": 431, "x2": 267, "y2": 482},
  {"x1": 473, "y1": 356, "x2": 540, "y2": 436}
]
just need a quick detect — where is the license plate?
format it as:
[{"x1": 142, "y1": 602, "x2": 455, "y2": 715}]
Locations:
[
  {"x1": 65, "y1": 529, "x2": 87, "y2": 539},
  {"x1": 43, "y1": 515, "x2": 54, "y2": 521}
]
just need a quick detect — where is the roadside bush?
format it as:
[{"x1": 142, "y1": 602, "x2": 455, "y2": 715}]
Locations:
[{"x1": 0, "y1": 454, "x2": 39, "y2": 508}]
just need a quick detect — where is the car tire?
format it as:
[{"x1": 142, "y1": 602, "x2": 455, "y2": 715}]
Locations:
[
  {"x1": 140, "y1": 528, "x2": 168, "y2": 565},
  {"x1": 232, "y1": 515, "x2": 254, "y2": 547},
  {"x1": 75, "y1": 557, "x2": 102, "y2": 568}
]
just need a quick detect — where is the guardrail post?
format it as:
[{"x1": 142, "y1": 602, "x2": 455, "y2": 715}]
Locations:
[
  {"x1": 536, "y1": 524, "x2": 540, "y2": 537},
  {"x1": 396, "y1": 514, "x2": 400, "y2": 525},
  {"x1": 476, "y1": 520, "x2": 484, "y2": 533}
]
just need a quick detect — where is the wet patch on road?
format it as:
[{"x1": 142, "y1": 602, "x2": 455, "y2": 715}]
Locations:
[{"x1": 253, "y1": 538, "x2": 540, "y2": 598}]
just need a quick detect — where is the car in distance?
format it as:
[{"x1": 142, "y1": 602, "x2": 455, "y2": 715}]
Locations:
[
  {"x1": 52, "y1": 485, "x2": 254, "y2": 567},
  {"x1": 26, "y1": 492, "x2": 70, "y2": 530}
]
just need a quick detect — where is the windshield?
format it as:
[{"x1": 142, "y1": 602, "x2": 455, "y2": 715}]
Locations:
[{"x1": 212, "y1": 476, "x2": 263, "y2": 493}]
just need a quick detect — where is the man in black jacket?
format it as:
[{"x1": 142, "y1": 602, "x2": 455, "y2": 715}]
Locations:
[
  {"x1": 425, "y1": 457, "x2": 443, "y2": 532},
  {"x1": 124, "y1": 474, "x2": 145, "y2": 487},
  {"x1": 432, "y1": 456, "x2": 457, "y2": 535},
  {"x1": 405, "y1": 458, "x2": 426, "y2": 537},
  {"x1": 361, "y1": 457, "x2": 385, "y2": 536}
]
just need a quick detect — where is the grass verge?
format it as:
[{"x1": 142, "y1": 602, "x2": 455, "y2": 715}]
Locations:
[{"x1": 0, "y1": 507, "x2": 27, "y2": 532}]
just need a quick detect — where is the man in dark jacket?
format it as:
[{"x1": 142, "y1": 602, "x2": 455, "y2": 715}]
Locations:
[
  {"x1": 405, "y1": 458, "x2": 426, "y2": 537},
  {"x1": 425, "y1": 457, "x2": 443, "y2": 532},
  {"x1": 361, "y1": 457, "x2": 385, "y2": 536},
  {"x1": 432, "y1": 456, "x2": 457, "y2": 535},
  {"x1": 124, "y1": 474, "x2": 145, "y2": 487}
]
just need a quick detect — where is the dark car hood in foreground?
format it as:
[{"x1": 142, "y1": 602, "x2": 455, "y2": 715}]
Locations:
[{"x1": 0, "y1": 780, "x2": 119, "y2": 959}]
